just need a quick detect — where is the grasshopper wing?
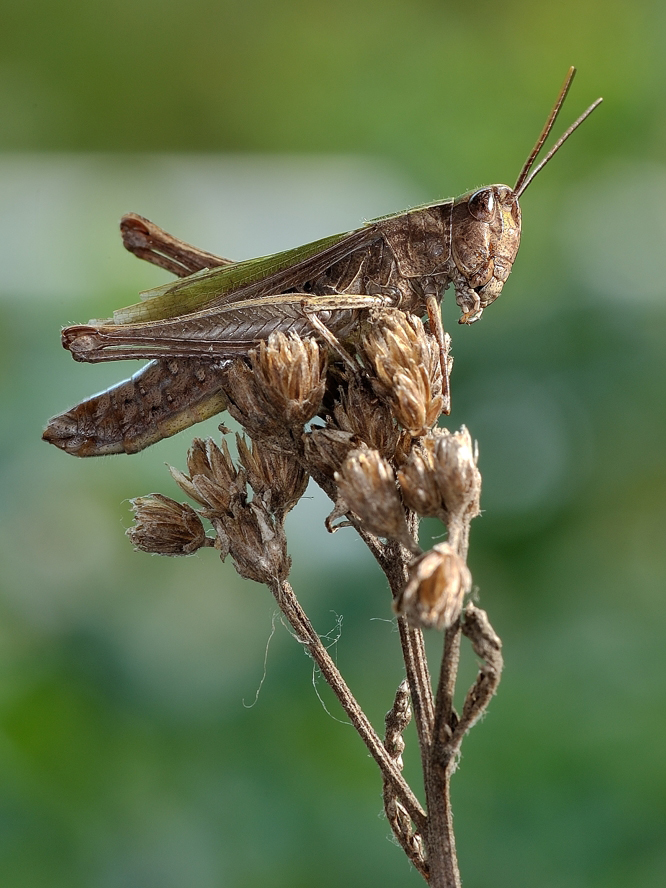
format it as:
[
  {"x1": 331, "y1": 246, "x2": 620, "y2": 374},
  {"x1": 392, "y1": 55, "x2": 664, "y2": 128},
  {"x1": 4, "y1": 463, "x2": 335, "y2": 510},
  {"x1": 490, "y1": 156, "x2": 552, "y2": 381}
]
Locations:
[
  {"x1": 111, "y1": 226, "x2": 379, "y2": 325},
  {"x1": 62, "y1": 224, "x2": 382, "y2": 362}
]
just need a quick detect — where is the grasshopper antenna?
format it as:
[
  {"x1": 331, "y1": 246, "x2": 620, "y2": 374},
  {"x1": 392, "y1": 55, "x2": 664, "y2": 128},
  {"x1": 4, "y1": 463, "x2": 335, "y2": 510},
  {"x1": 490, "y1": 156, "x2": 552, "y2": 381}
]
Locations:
[{"x1": 514, "y1": 66, "x2": 602, "y2": 198}]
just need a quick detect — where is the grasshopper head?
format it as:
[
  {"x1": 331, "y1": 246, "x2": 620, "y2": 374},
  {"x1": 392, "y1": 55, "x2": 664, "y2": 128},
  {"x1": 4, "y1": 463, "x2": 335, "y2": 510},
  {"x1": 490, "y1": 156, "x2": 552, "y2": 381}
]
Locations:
[
  {"x1": 448, "y1": 67, "x2": 602, "y2": 325},
  {"x1": 450, "y1": 185, "x2": 521, "y2": 324}
]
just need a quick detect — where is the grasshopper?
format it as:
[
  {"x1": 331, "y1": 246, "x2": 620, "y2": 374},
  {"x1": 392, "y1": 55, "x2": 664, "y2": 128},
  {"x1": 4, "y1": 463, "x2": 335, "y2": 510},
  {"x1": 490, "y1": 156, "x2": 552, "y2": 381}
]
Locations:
[{"x1": 43, "y1": 67, "x2": 601, "y2": 457}]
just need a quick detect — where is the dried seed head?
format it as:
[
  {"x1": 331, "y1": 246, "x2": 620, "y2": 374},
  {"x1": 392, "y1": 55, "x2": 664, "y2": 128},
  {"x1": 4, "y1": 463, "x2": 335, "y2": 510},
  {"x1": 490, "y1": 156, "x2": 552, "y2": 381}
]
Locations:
[
  {"x1": 332, "y1": 378, "x2": 400, "y2": 458},
  {"x1": 223, "y1": 333, "x2": 326, "y2": 441},
  {"x1": 427, "y1": 425, "x2": 481, "y2": 520},
  {"x1": 169, "y1": 436, "x2": 245, "y2": 518},
  {"x1": 397, "y1": 442, "x2": 442, "y2": 519},
  {"x1": 334, "y1": 446, "x2": 418, "y2": 551},
  {"x1": 361, "y1": 309, "x2": 443, "y2": 436},
  {"x1": 398, "y1": 426, "x2": 481, "y2": 528},
  {"x1": 252, "y1": 331, "x2": 327, "y2": 426},
  {"x1": 213, "y1": 501, "x2": 290, "y2": 585},
  {"x1": 223, "y1": 359, "x2": 289, "y2": 441},
  {"x1": 395, "y1": 542, "x2": 472, "y2": 631},
  {"x1": 236, "y1": 434, "x2": 309, "y2": 518},
  {"x1": 303, "y1": 427, "x2": 356, "y2": 479},
  {"x1": 127, "y1": 494, "x2": 208, "y2": 556}
]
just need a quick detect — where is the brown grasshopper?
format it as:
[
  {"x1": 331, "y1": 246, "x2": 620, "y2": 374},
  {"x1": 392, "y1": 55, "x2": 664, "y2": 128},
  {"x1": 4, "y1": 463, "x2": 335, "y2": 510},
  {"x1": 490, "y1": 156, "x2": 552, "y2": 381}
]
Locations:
[{"x1": 43, "y1": 67, "x2": 601, "y2": 457}]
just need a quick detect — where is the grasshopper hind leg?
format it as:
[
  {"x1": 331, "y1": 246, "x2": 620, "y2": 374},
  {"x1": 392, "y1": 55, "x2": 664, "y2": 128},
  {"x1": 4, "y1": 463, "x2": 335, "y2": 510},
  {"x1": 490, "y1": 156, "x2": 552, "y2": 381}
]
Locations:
[{"x1": 43, "y1": 358, "x2": 229, "y2": 456}]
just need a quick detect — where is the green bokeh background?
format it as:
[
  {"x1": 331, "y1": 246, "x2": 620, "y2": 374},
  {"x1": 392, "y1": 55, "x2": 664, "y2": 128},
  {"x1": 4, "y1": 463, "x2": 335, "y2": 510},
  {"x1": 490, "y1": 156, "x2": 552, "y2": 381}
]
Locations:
[{"x1": 1, "y1": 1, "x2": 665, "y2": 886}]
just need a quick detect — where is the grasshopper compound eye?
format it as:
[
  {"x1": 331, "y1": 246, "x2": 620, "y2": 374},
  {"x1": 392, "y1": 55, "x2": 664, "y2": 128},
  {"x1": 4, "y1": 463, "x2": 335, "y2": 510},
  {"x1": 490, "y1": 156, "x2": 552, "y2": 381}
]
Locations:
[{"x1": 468, "y1": 188, "x2": 495, "y2": 221}]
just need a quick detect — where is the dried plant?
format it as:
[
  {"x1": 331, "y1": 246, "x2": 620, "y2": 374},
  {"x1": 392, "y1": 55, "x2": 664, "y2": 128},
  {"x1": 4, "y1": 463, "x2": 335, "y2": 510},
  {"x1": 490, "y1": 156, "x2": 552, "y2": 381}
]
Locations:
[
  {"x1": 396, "y1": 542, "x2": 472, "y2": 631},
  {"x1": 124, "y1": 313, "x2": 503, "y2": 888},
  {"x1": 361, "y1": 309, "x2": 444, "y2": 436},
  {"x1": 128, "y1": 494, "x2": 211, "y2": 556}
]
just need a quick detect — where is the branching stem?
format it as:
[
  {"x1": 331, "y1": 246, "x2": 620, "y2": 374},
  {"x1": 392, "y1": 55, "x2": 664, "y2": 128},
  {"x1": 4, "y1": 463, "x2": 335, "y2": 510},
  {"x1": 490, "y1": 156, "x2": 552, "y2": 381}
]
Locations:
[
  {"x1": 121, "y1": 214, "x2": 505, "y2": 888},
  {"x1": 268, "y1": 577, "x2": 427, "y2": 832}
]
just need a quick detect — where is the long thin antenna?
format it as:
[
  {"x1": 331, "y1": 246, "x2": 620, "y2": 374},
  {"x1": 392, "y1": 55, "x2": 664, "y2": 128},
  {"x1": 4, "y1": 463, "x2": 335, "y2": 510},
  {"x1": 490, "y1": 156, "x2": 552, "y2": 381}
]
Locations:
[
  {"x1": 515, "y1": 97, "x2": 602, "y2": 197},
  {"x1": 513, "y1": 67, "x2": 577, "y2": 195}
]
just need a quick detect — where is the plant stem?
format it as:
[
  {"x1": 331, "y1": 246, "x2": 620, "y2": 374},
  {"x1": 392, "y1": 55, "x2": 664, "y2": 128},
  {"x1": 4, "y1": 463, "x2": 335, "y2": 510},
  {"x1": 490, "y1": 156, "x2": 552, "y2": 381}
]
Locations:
[
  {"x1": 397, "y1": 618, "x2": 435, "y2": 765},
  {"x1": 421, "y1": 516, "x2": 468, "y2": 886},
  {"x1": 424, "y1": 621, "x2": 463, "y2": 888},
  {"x1": 380, "y1": 528, "x2": 435, "y2": 774},
  {"x1": 425, "y1": 605, "x2": 503, "y2": 888},
  {"x1": 424, "y1": 763, "x2": 460, "y2": 888},
  {"x1": 432, "y1": 620, "x2": 462, "y2": 756},
  {"x1": 269, "y1": 577, "x2": 427, "y2": 832}
]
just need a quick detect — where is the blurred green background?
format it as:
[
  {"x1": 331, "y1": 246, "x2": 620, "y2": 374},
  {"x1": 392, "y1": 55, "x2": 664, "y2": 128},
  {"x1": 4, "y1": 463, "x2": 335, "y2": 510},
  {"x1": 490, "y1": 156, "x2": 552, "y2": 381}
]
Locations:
[{"x1": 1, "y1": 1, "x2": 665, "y2": 886}]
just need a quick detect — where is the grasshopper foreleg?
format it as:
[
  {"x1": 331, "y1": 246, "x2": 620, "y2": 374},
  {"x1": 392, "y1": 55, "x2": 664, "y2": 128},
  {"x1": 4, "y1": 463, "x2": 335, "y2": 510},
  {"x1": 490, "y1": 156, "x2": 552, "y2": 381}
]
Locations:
[{"x1": 425, "y1": 293, "x2": 452, "y2": 416}]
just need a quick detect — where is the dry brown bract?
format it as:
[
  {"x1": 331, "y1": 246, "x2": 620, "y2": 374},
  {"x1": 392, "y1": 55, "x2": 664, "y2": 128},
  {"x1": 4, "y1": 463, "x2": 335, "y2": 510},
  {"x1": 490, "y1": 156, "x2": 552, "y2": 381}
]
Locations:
[
  {"x1": 428, "y1": 425, "x2": 481, "y2": 520},
  {"x1": 212, "y1": 502, "x2": 290, "y2": 585},
  {"x1": 361, "y1": 309, "x2": 443, "y2": 437},
  {"x1": 303, "y1": 427, "x2": 356, "y2": 479},
  {"x1": 168, "y1": 436, "x2": 246, "y2": 518},
  {"x1": 334, "y1": 446, "x2": 419, "y2": 553},
  {"x1": 223, "y1": 332, "x2": 327, "y2": 442},
  {"x1": 127, "y1": 494, "x2": 209, "y2": 556},
  {"x1": 331, "y1": 377, "x2": 400, "y2": 459},
  {"x1": 236, "y1": 434, "x2": 308, "y2": 519},
  {"x1": 395, "y1": 542, "x2": 472, "y2": 631}
]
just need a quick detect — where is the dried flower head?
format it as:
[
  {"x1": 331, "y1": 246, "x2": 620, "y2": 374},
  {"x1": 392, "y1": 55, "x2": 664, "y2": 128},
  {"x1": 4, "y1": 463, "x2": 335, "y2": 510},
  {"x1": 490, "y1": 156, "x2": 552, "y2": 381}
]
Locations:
[
  {"x1": 236, "y1": 434, "x2": 309, "y2": 518},
  {"x1": 253, "y1": 331, "x2": 326, "y2": 425},
  {"x1": 394, "y1": 542, "x2": 472, "y2": 630},
  {"x1": 169, "y1": 436, "x2": 245, "y2": 518},
  {"x1": 127, "y1": 494, "x2": 208, "y2": 555},
  {"x1": 222, "y1": 359, "x2": 285, "y2": 440},
  {"x1": 213, "y1": 501, "x2": 290, "y2": 585},
  {"x1": 332, "y1": 377, "x2": 400, "y2": 458},
  {"x1": 334, "y1": 446, "x2": 418, "y2": 552},
  {"x1": 397, "y1": 426, "x2": 481, "y2": 527},
  {"x1": 397, "y1": 442, "x2": 442, "y2": 519},
  {"x1": 361, "y1": 310, "x2": 443, "y2": 436},
  {"x1": 303, "y1": 427, "x2": 356, "y2": 479},
  {"x1": 427, "y1": 425, "x2": 481, "y2": 520},
  {"x1": 223, "y1": 332, "x2": 326, "y2": 441}
]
